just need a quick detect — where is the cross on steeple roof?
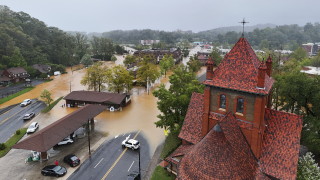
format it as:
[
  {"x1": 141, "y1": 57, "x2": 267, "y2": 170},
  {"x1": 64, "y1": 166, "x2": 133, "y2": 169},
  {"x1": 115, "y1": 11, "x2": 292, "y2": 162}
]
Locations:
[{"x1": 239, "y1": 18, "x2": 249, "y2": 36}]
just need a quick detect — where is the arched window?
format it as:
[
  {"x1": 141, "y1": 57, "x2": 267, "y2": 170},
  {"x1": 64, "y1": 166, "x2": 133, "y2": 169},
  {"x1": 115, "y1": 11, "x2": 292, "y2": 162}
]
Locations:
[
  {"x1": 236, "y1": 98, "x2": 244, "y2": 113},
  {"x1": 219, "y1": 94, "x2": 226, "y2": 109}
]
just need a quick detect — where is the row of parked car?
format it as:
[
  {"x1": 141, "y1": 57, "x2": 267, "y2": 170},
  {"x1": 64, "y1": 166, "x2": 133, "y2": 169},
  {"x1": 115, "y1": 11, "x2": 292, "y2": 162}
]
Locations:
[
  {"x1": 20, "y1": 99, "x2": 81, "y2": 177},
  {"x1": 41, "y1": 154, "x2": 80, "y2": 177}
]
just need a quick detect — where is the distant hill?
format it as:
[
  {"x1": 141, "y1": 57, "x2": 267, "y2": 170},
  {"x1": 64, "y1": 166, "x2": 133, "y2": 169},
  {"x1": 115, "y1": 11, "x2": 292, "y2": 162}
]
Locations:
[{"x1": 199, "y1": 24, "x2": 277, "y2": 34}]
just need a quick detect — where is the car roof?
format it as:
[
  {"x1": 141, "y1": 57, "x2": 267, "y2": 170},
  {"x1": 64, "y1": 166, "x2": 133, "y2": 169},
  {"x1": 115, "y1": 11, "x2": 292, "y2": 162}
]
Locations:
[
  {"x1": 30, "y1": 122, "x2": 38, "y2": 126},
  {"x1": 43, "y1": 165, "x2": 58, "y2": 170},
  {"x1": 65, "y1": 154, "x2": 76, "y2": 158},
  {"x1": 23, "y1": 99, "x2": 30, "y2": 101},
  {"x1": 128, "y1": 139, "x2": 138, "y2": 143}
]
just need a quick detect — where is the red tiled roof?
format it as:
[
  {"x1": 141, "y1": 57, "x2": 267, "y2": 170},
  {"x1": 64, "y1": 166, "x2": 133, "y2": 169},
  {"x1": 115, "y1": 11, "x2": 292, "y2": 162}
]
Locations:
[
  {"x1": 259, "y1": 108, "x2": 303, "y2": 179},
  {"x1": 165, "y1": 144, "x2": 193, "y2": 165},
  {"x1": 13, "y1": 104, "x2": 105, "y2": 152},
  {"x1": 64, "y1": 91, "x2": 127, "y2": 105},
  {"x1": 178, "y1": 114, "x2": 258, "y2": 180},
  {"x1": 178, "y1": 93, "x2": 204, "y2": 144},
  {"x1": 203, "y1": 38, "x2": 274, "y2": 95}
]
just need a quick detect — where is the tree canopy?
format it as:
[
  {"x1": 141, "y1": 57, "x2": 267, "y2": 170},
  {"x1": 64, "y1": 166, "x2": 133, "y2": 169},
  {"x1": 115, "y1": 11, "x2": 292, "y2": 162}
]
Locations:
[
  {"x1": 106, "y1": 65, "x2": 133, "y2": 93},
  {"x1": 81, "y1": 62, "x2": 107, "y2": 92},
  {"x1": 153, "y1": 65, "x2": 204, "y2": 133}
]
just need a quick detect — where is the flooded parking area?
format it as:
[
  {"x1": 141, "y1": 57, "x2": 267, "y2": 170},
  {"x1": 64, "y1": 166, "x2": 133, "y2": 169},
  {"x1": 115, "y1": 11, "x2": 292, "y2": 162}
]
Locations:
[{"x1": 0, "y1": 61, "x2": 167, "y2": 179}]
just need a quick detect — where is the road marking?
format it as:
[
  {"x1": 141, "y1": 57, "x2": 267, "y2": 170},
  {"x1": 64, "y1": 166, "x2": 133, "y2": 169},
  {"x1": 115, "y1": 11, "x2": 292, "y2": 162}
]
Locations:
[
  {"x1": 94, "y1": 158, "x2": 104, "y2": 168},
  {"x1": 115, "y1": 135, "x2": 118, "y2": 139},
  {"x1": 0, "y1": 105, "x2": 30, "y2": 126},
  {"x1": 100, "y1": 130, "x2": 141, "y2": 180},
  {"x1": 128, "y1": 161, "x2": 134, "y2": 172}
]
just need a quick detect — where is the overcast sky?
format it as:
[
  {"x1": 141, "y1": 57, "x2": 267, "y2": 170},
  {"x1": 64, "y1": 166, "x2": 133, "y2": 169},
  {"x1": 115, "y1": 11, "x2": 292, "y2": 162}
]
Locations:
[{"x1": 1, "y1": 0, "x2": 319, "y2": 33}]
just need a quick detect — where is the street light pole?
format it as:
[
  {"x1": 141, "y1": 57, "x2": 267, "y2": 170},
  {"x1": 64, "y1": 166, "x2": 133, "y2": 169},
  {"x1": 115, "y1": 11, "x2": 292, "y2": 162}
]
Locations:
[{"x1": 139, "y1": 147, "x2": 141, "y2": 180}]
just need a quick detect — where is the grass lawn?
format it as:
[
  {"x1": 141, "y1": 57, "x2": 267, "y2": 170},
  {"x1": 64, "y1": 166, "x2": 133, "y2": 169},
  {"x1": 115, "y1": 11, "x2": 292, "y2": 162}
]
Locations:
[
  {"x1": 0, "y1": 87, "x2": 34, "y2": 105},
  {"x1": 0, "y1": 128, "x2": 27, "y2": 158},
  {"x1": 41, "y1": 96, "x2": 63, "y2": 113},
  {"x1": 150, "y1": 132, "x2": 180, "y2": 179},
  {"x1": 160, "y1": 132, "x2": 181, "y2": 159},
  {"x1": 151, "y1": 166, "x2": 176, "y2": 180}
]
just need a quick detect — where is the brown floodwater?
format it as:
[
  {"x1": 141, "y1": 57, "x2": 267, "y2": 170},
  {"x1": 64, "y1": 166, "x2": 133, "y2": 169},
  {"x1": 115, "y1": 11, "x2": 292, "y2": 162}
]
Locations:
[
  {"x1": 0, "y1": 63, "x2": 168, "y2": 154},
  {"x1": 0, "y1": 59, "x2": 206, "y2": 154}
]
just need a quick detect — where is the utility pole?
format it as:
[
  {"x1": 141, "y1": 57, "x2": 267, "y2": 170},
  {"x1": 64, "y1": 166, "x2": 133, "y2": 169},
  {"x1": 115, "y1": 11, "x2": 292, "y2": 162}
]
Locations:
[
  {"x1": 139, "y1": 147, "x2": 141, "y2": 180},
  {"x1": 88, "y1": 119, "x2": 91, "y2": 156}
]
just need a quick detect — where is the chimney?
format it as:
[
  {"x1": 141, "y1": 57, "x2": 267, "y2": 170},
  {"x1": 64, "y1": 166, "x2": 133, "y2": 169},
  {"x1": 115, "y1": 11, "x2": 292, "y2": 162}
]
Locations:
[
  {"x1": 266, "y1": 55, "x2": 273, "y2": 77},
  {"x1": 257, "y1": 61, "x2": 267, "y2": 88},
  {"x1": 206, "y1": 57, "x2": 215, "y2": 80}
]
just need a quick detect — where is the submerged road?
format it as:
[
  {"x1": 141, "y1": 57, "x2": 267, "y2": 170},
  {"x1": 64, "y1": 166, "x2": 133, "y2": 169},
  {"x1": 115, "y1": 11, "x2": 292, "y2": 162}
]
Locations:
[{"x1": 68, "y1": 131, "x2": 150, "y2": 180}]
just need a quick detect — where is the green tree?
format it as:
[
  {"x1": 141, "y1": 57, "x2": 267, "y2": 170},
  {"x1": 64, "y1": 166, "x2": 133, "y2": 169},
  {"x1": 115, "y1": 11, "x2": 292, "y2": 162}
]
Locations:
[
  {"x1": 124, "y1": 55, "x2": 137, "y2": 67},
  {"x1": 91, "y1": 36, "x2": 114, "y2": 60},
  {"x1": 187, "y1": 55, "x2": 201, "y2": 73},
  {"x1": 290, "y1": 47, "x2": 308, "y2": 62},
  {"x1": 40, "y1": 89, "x2": 53, "y2": 105},
  {"x1": 74, "y1": 33, "x2": 89, "y2": 62},
  {"x1": 136, "y1": 62, "x2": 160, "y2": 94},
  {"x1": 210, "y1": 48, "x2": 222, "y2": 66},
  {"x1": 7, "y1": 47, "x2": 27, "y2": 67},
  {"x1": 111, "y1": 55, "x2": 117, "y2": 62},
  {"x1": 275, "y1": 71, "x2": 320, "y2": 116},
  {"x1": 115, "y1": 45, "x2": 125, "y2": 55},
  {"x1": 159, "y1": 55, "x2": 174, "y2": 77},
  {"x1": 80, "y1": 54, "x2": 93, "y2": 67},
  {"x1": 106, "y1": 65, "x2": 133, "y2": 93},
  {"x1": 301, "y1": 116, "x2": 320, "y2": 155},
  {"x1": 310, "y1": 54, "x2": 320, "y2": 67},
  {"x1": 297, "y1": 152, "x2": 320, "y2": 180},
  {"x1": 153, "y1": 65, "x2": 204, "y2": 133},
  {"x1": 81, "y1": 62, "x2": 107, "y2": 92}
]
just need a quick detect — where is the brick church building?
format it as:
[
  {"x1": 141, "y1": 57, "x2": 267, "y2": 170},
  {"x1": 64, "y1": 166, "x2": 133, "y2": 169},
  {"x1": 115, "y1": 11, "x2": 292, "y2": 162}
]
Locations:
[{"x1": 163, "y1": 37, "x2": 303, "y2": 179}]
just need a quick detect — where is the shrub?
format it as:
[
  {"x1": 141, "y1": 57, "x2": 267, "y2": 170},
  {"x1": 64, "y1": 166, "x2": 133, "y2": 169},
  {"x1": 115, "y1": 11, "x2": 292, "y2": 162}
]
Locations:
[
  {"x1": 0, "y1": 143, "x2": 6, "y2": 150},
  {"x1": 15, "y1": 130, "x2": 21, "y2": 135}
]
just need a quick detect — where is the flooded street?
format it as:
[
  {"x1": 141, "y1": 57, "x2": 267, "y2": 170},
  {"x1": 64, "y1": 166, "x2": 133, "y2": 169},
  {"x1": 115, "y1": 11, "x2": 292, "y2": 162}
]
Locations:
[
  {"x1": 0, "y1": 46, "x2": 205, "y2": 180},
  {"x1": 0, "y1": 61, "x2": 166, "y2": 154}
]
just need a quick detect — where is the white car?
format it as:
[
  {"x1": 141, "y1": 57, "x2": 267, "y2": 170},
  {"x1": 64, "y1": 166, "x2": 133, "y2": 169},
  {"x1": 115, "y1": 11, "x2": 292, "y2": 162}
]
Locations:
[
  {"x1": 20, "y1": 99, "x2": 32, "y2": 107},
  {"x1": 27, "y1": 122, "x2": 39, "y2": 134},
  {"x1": 122, "y1": 137, "x2": 140, "y2": 150},
  {"x1": 57, "y1": 137, "x2": 74, "y2": 146}
]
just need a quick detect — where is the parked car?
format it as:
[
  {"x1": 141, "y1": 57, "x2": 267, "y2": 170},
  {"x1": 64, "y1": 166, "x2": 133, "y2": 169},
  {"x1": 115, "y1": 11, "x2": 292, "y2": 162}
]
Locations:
[
  {"x1": 127, "y1": 171, "x2": 140, "y2": 180},
  {"x1": 63, "y1": 154, "x2": 80, "y2": 167},
  {"x1": 57, "y1": 137, "x2": 74, "y2": 146},
  {"x1": 20, "y1": 99, "x2": 31, "y2": 107},
  {"x1": 122, "y1": 137, "x2": 140, "y2": 150},
  {"x1": 41, "y1": 165, "x2": 67, "y2": 177},
  {"x1": 23, "y1": 112, "x2": 35, "y2": 120},
  {"x1": 27, "y1": 122, "x2": 39, "y2": 134}
]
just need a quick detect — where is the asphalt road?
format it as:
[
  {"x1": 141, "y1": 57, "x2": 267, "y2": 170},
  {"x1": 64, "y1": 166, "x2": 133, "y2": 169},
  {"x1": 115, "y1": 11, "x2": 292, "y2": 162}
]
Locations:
[
  {"x1": 68, "y1": 131, "x2": 150, "y2": 180},
  {"x1": 0, "y1": 99, "x2": 46, "y2": 143}
]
